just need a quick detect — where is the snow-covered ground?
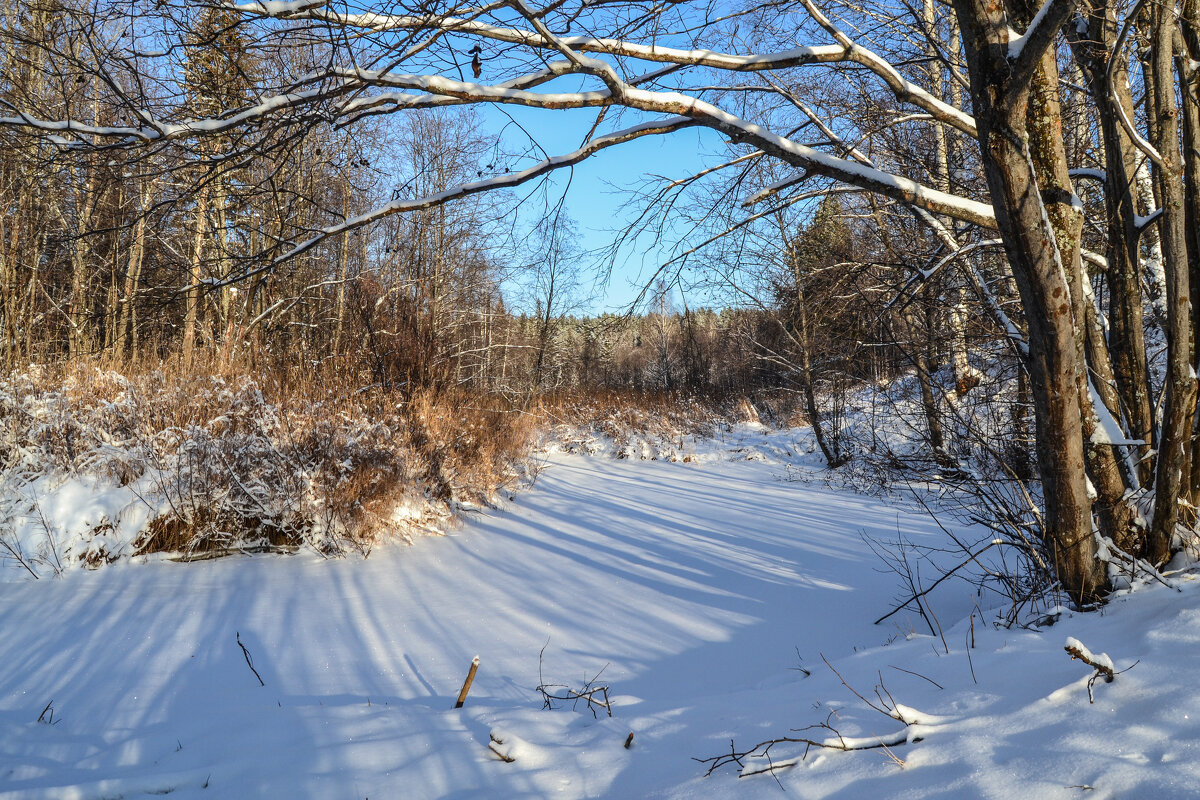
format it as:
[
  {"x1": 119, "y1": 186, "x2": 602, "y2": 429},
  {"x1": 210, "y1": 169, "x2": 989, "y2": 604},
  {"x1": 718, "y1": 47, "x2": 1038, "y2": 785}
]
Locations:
[{"x1": 2, "y1": 426, "x2": 1198, "y2": 799}]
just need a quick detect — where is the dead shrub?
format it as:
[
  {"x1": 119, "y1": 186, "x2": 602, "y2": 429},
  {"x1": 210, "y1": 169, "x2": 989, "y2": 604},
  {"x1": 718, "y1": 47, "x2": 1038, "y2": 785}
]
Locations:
[
  {"x1": 403, "y1": 388, "x2": 536, "y2": 505},
  {"x1": 0, "y1": 357, "x2": 535, "y2": 569}
]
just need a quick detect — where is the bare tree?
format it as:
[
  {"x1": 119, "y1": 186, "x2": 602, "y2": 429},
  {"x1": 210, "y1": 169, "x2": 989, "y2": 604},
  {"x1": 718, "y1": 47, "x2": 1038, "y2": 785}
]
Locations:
[{"x1": 517, "y1": 212, "x2": 586, "y2": 391}]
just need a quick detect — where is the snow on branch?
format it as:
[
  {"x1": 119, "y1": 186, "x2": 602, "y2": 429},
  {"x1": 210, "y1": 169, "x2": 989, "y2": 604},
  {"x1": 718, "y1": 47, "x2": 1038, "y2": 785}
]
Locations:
[
  {"x1": 1068, "y1": 167, "x2": 1106, "y2": 183},
  {"x1": 1105, "y1": 0, "x2": 1165, "y2": 167},
  {"x1": 203, "y1": 78, "x2": 996, "y2": 252},
  {"x1": 232, "y1": 1, "x2": 978, "y2": 136},
  {"x1": 232, "y1": 0, "x2": 330, "y2": 14},
  {"x1": 337, "y1": 59, "x2": 582, "y2": 117},
  {"x1": 0, "y1": 83, "x2": 349, "y2": 147},
  {"x1": 646, "y1": 91, "x2": 994, "y2": 227},
  {"x1": 1087, "y1": 380, "x2": 1143, "y2": 447},
  {"x1": 1064, "y1": 637, "x2": 1119, "y2": 703},
  {"x1": 1007, "y1": 0, "x2": 1076, "y2": 68},
  {"x1": 796, "y1": 0, "x2": 976, "y2": 137},
  {"x1": 1134, "y1": 207, "x2": 1163, "y2": 233}
]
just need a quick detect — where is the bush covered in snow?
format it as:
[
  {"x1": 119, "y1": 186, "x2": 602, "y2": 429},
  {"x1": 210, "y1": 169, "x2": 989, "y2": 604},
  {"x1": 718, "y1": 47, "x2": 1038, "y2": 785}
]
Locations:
[{"x1": 0, "y1": 364, "x2": 533, "y2": 576}]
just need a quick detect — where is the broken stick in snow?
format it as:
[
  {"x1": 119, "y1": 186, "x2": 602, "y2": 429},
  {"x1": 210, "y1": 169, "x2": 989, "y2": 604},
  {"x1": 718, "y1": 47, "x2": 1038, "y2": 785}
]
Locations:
[
  {"x1": 455, "y1": 656, "x2": 480, "y2": 709},
  {"x1": 488, "y1": 732, "x2": 515, "y2": 762},
  {"x1": 1064, "y1": 637, "x2": 1115, "y2": 703}
]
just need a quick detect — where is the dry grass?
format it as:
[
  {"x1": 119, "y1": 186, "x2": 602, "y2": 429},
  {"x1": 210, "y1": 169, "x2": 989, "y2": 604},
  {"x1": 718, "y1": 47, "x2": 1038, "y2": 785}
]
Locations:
[
  {"x1": 404, "y1": 389, "x2": 535, "y2": 505},
  {"x1": 532, "y1": 389, "x2": 807, "y2": 458},
  {"x1": 0, "y1": 355, "x2": 535, "y2": 565}
]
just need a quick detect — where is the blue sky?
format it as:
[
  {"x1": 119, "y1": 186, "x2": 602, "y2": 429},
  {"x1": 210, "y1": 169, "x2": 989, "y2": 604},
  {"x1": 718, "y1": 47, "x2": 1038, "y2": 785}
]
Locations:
[{"x1": 483, "y1": 105, "x2": 728, "y2": 314}]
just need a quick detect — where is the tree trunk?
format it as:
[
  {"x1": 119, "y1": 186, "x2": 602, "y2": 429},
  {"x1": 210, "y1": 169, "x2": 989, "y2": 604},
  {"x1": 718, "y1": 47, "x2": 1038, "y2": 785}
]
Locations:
[
  {"x1": 1180, "y1": 0, "x2": 1200, "y2": 507},
  {"x1": 953, "y1": 0, "x2": 1106, "y2": 603},
  {"x1": 116, "y1": 186, "x2": 150, "y2": 362},
  {"x1": 1068, "y1": 4, "x2": 1156, "y2": 482},
  {"x1": 182, "y1": 191, "x2": 209, "y2": 366},
  {"x1": 1146, "y1": 2, "x2": 1197, "y2": 565},
  {"x1": 794, "y1": 285, "x2": 845, "y2": 467}
]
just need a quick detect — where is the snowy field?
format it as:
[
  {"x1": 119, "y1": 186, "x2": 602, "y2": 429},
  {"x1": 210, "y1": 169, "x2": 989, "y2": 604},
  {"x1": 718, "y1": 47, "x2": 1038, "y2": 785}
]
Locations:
[{"x1": 2, "y1": 427, "x2": 1199, "y2": 799}]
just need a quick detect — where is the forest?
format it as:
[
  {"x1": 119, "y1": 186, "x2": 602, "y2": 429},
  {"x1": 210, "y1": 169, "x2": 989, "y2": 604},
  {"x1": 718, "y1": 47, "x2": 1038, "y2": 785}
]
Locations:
[{"x1": 2, "y1": 0, "x2": 1199, "y2": 609}]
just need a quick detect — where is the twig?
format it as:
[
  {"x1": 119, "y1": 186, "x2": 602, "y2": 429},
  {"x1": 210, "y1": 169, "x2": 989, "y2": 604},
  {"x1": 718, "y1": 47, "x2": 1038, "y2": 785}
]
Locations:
[
  {"x1": 875, "y1": 540, "x2": 1003, "y2": 625},
  {"x1": 924, "y1": 588, "x2": 950, "y2": 654},
  {"x1": 965, "y1": 629, "x2": 977, "y2": 684},
  {"x1": 792, "y1": 647, "x2": 812, "y2": 676},
  {"x1": 821, "y1": 654, "x2": 897, "y2": 719},
  {"x1": 888, "y1": 664, "x2": 944, "y2": 690},
  {"x1": 236, "y1": 632, "x2": 265, "y2": 687},
  {"x1": 739, "y1": 757, "x2": 798, "y2": 777}
]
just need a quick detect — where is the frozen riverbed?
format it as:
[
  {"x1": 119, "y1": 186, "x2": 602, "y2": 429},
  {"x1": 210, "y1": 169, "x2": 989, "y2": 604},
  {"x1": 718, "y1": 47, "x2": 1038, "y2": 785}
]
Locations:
[{"x1": 2, "y1": 429, "x2": 1198, "y2": 799}]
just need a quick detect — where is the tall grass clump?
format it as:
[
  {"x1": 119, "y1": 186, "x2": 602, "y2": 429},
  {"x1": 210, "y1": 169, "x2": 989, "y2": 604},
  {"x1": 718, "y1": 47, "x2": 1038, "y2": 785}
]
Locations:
[{"x1": 0, "y1": 356, "x2": 533, "y2": 572}]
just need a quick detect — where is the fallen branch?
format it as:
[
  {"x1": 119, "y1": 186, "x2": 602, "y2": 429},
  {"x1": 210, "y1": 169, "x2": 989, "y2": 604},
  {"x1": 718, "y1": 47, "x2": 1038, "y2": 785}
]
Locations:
[
  {"x1": 1064, "y1": 638, "x2": 1114, "y2": 681},
  {"x1": 536, "y1": 640, "x2": 612, "y2": 718},
  {"x1": 1064, "y1": 637, "x2": 1115, "y2": 703},
  {"x1": 694, "y1": 715, "x2": 920, "y2": 777},
  {"x1": 697, "y1": 661, "x2": 936, "y2": 778},
  {"x1": 538, "y1": 681, "x2": 612, "y2": 718},
  {"x1": 488, "y1": 732, "x2": 516, "y2": 762}
]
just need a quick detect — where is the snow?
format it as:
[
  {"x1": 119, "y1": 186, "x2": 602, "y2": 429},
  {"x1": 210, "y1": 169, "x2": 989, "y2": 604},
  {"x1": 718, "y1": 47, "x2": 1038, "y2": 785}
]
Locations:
[
  {"x1": 1006, "y1": 0, "x2": 1061, "y2": 60},
  {"x1": 1069, "y1": 167, "x2": 1106, "y2": 184},
  {"x1": 1134, "y1": 207, "x2": 1164, "y2": 230},
  {"x1": 233, "y1": 0, "x2": 328, "y2": 13},
  {"x1": 1089, "y1": 379, "x2": 1144, "y2": 446},
  {"x1": 3, "y1": 428, "x2": 1200, "y2": 798}
]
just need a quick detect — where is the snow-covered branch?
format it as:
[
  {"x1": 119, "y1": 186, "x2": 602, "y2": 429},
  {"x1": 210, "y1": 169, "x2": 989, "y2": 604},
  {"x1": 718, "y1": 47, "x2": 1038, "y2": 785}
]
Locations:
[
  {"x1": 231, "y1": 1, "x2": 979, "y2": 137},
  {"x1": 1007, "y1": 0, "x2": 1078, "y2": 89}
]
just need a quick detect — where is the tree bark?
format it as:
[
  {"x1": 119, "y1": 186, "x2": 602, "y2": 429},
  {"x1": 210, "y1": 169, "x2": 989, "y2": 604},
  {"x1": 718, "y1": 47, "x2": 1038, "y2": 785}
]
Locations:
[
  {"x1": 1068, "y1": 3, "x2": 1156, "y2": 482},
  {"x1": 953, "y1": 0, "x2": 1106, "y2": 603},
  {"x1": 1146, "y1": 1, "x2": 1197, "y2": 565}
]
